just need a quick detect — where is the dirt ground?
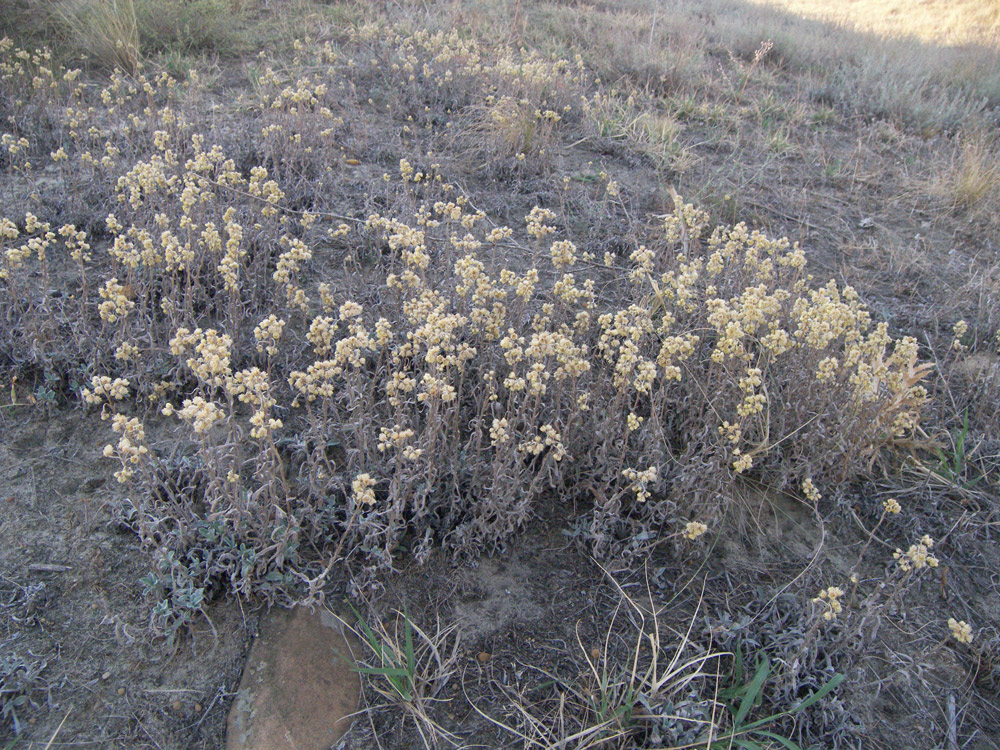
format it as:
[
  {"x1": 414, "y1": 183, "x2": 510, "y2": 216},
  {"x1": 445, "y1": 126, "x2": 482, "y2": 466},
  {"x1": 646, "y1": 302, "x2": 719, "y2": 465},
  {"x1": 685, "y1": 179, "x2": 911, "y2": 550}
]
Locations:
[{"x1": 1, "y1": 410, "x2": 251, "y2": 746}]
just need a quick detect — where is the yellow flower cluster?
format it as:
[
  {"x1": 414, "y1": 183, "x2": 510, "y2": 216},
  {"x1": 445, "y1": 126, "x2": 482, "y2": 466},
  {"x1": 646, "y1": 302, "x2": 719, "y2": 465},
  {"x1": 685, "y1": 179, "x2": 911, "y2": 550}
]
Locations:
[
  {"x1": 340, "y1": 301, "x2": 363, "y2": 320},
  {"x1": 82, "y1": 375, "x2": 130, "y2": 404},
  {"x1": 952, "y1": 320, "x2": 968, "y2": 352},
  {"x1": 525, "y1": 207, "x2": 558, "y2": 240},
  {"x1": 115, "y1": 341, "x2": 139, "y2": 362},
  {"x1": 254, "y1": 315, "x2": 286, "y2": 356},
  {"x1": 98, "y1": 278, "x2": 134, "y2": 323},
  {"x1": 490, "y1": 417, "x2": 511, "y2": 446},
  {"x1": 378, "y1": 425, "x2": 412, "y2": 449},
  {"x1": 597, "y1": 305, "x2": 655, "y2": 391},
  {"x1": 893, "y1": 535, "x2": 939, "y2": 572},
  {"x1": 947, "y1": 617, "x2": 973, "y2": 644},
  {"x1": 59, "y1": 223, "x2": 91, "y2": 264},
  {"x1": 518, "y1": 424, "x2": 568, "y2": 461},
  {"x1": 801, "y1": 477, "x2": 821, "y2": 503},
  {"x1": 170, "y1": 328, "x2": 233, "y2": 388},
  {"x1": 622, "y1": 466, "x2": 658, "y2": 503},
  {"x1": 352, "y1": 473, "x2": 377, "y2": 506},
  {"x1": 219, "y1": 209, "x2": 244, "y2": 293},
  {"x1": 550, "y1": 240, "x2": 577, "y2": 269},
  {"x1": 813, "y1": 586, "x2": 845, "y2": 621},
  {"x1": 170, "y1": 396, "x2": 225, "y2": 434},
  {"x1": 307, "y1": 315, "x2": 338, "y2": 356},
  {"x1": 247, "y1": 166, "x2": 285, "y2": 218},
  {"x1": 663, "y1": 199, "x2": 711, "y2": 246},
  {"x1": 683, "y1": 521, "x2": 708, "y2": 541},
  {"x1": 230, "y1": 367, "x2": 282, "y2": 439},
  {"x1": 103, "y1": 414, "x2": 148, "y2": 483},
  {"x1": 290, "y1": 313, "x2": 375, "y2": 402},
  {"x1": 274, "y1": 236, "x2": 312, "y2": 310}
]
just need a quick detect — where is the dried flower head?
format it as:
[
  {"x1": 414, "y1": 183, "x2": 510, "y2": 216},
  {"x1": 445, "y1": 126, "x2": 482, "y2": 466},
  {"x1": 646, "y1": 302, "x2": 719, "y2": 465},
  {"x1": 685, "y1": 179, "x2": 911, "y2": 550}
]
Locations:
[
  {"x1": 813, "y1": 585, "x2": 845, "y2": 621},
  {"x1": 352, "y1": 473, "x2": 377, "y2": 506},
  {"x1": 948, "y1": 618, "x2": 973, "y2": 644},
  {"x1": 683, "y1": 521, "x2": 708, "y2": 541}
]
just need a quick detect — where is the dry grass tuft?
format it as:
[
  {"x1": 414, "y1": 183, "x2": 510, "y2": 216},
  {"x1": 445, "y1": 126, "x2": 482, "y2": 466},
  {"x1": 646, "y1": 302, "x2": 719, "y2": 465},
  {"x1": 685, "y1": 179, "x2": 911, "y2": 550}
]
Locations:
[
  {"x1": 949, "y1": 132, "x2": 1000, "y2": 212},
  {"x1": 54, "y1": 0, "x2": 245, "y2": 72},
  {"x1": 335, "y1": 605, "x2": 462, "y2": 748},
  {"x1": 471, "y1": 573, "x2": 723, "y2": 748},
  {"x1": 56, "y1": 0, "x2": 140, "y2": 73}
]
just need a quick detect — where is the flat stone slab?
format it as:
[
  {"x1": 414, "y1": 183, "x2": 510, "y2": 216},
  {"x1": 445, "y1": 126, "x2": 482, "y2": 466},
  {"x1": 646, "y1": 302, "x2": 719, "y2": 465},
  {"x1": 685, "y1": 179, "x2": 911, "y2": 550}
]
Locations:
[{"x1": 227, "y1": 607, "x2": 361, "y2": 749}]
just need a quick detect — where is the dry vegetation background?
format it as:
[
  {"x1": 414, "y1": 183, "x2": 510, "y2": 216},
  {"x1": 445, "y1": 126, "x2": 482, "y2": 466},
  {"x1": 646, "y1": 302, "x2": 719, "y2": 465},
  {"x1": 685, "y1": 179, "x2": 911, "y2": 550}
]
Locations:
[{"x1": 1, "y1": 0, "x2": 1000, "y2": 748}]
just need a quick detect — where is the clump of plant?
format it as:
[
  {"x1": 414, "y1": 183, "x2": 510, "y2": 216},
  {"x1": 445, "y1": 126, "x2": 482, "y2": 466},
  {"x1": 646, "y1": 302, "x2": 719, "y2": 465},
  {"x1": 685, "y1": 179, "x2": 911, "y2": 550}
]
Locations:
[
  {"x1": 56, "y1": 0, "x2": 140, "y2": 74},
  {"x1": 60, "y1": 166, "x2": 933, "y2": 635},
  {"x1": 0, "y1": 40, "x2": 84, "y2": 156},
  {"x1": 0, "y1": 29, "x2": 933, "y2": 646},
  {"x1": 460, "y1": 94, "x2": 566, "y2": 175},
  {"x1": 701, "y1": 589, "x2": 858, "y2": 748},
  {"x1": 474, "y1": 572, "x2": 845, "y2": 749},
  {"x1": 578, "y1": 194, "x2": 931, "y2": 546},
  {"x1": 713, "y1": 644, "x2": 844, "y2": 750},
  {"x1": 472, "y1": 577, "x2": 719, "y2": 747},
  {"x1": 338, "y1": 604, "x2": 461, "y2": 748},
  {"x1": 346, "y1": 23, "x2": 586, "y2": 118},
  {"x1": 0, "y1": 647, "x2": 48, "y2": 737},
  {"x1": 53, "y1": 0, "x2": 244, "y2": 74},
  {"x1": 134, "y1": 0, "x2": 245, "y2": 57},
  {"x1": 946, "y1": 131, "x2": 999, "y2": 213}
]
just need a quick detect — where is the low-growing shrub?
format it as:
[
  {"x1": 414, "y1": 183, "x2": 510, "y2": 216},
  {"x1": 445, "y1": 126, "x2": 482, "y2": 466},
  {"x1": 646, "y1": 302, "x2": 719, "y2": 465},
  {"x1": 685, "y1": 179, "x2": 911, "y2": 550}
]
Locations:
[
  {"x1": 84, "y1": 179, "x2": 930, "y2": 635},
  {"x1": 0, "y1": 647, "x2": 48, "y2": 736},
  {"x1": 0, "y1": 31, "x2": 931, "y2": 642}
]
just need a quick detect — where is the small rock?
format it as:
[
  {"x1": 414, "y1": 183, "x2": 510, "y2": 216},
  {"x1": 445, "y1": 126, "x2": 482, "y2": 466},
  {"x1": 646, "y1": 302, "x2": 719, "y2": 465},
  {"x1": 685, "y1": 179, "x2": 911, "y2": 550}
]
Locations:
[{"x1": 226, "y1": 607, "x2": 361, "y2": 750}]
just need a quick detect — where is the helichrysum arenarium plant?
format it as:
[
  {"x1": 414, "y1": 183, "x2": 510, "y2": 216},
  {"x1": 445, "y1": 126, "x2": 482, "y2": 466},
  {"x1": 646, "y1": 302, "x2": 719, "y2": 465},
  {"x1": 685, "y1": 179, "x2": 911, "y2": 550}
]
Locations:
[{"x1": 0, "y1": 30, "x2": 932, "y2": 641}]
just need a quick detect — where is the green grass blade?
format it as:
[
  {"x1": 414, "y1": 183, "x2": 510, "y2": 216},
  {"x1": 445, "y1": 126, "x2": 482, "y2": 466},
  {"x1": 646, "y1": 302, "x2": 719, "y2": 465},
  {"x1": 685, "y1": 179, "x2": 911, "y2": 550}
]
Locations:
[
  {"x1": 719, "y1": 646, "x2": 745, "y2": 703},
  {"x1": 753, "y1": 729, "x2": 802, "y2": 749},
  {"x1": 354, "y1": 665, "x2": 411, "y2": 678},
  {"x1": 790, "y1": 672, "x2": 844, "y2": 713},
  {"x1": 734, "y1": 657, "x2": 770, "y2": 727},
  {"x1": 348, "y1": 603, "x2": 382, "y2": 650}
]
